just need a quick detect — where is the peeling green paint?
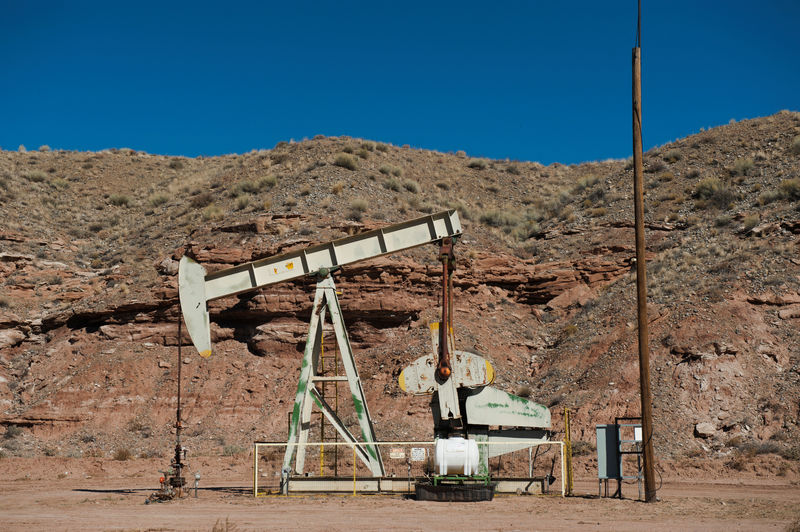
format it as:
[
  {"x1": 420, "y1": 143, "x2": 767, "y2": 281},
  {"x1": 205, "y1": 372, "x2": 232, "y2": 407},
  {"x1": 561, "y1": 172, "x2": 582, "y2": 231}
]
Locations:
[{"x1": 350, "y1": 395, "x2": 378, "y2": 460}]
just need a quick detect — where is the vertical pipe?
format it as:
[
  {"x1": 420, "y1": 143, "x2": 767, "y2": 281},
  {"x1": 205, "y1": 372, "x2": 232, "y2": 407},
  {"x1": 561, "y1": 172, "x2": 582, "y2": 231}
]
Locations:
[
  {"x1": 564, "y1": 407, "x2": 573, "y2": 496},
  {"x1": 632, "y1": 44, "x2": 657, "y2": 503},
  {"x1": 175, "y1": 317, "x2": 183, "y2": 495}
]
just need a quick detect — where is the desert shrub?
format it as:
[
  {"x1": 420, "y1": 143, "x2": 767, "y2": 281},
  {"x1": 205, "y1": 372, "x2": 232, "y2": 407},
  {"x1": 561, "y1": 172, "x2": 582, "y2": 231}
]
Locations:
[
  {"x1": 780, "y1": 446, "x2": 800, "y2": 460},
  {"x1": 232, "y1": 181, "x2": 263, "y2": 196},
  {"x1": 331, "y1": 182, "x2": 344, "y2": 195},
  {"x1": 342, "y1": 145, "x2": 354, "y2": 154},
  {"x1": 575, "y1": 175, "x2": 600, "y2": 192},
  {"x1": 223, "y1": 445, "x2": 244, "y2": 457},
  {"x1": 571, "y1": 441, "x2": 595, "y2": 457},
  {"x1": 725, "y1": 454, "x2": 747, "y2": 471},
  {"x1": 511, "y1": 220, "x2": 541, "y2": 240},
  {"x1": 190, "y1": 192, "x2": 213, "y2": 208},
  {"x1": 149, "y1": 193, "x2": 169, "y2": 207},
  {"x1": 662, "y1": 149, "x2": 682, "y2": 163},
  {"x1": 25, "y1": 170, "x2": 47, "y2": 182},
  {"x1": 235, "y1": 195, "x2": 250, "y2": 210},
  {"x1": 402, "y1": 179, "x2": 419, "y2": 193},
  {"x1": 356, "y1": 148, "x2": 369, "y2": 160},
  {"x1": 109, "y1": 194, "x2": 131, "y2": 207},
  {"x1": 38, "y1": 144, "x2": 51, "y2": 152},
  {"x1": 202, "y1": 205, "x2": 223, "y2": 221},
  {"x1": 18, "y1": 144, "x2": 26, "y2": 152},
  {"x1": 732, "y1": 157, "x2": 754, "y2": 176},
  {"x1": 350, "y1": 198, "x2": 368, "y2": 212},
  {"x1": 375, "y1": 143, "x2": 389, "y2": 152},
  {"x1": 383, "y1": 178, "x2": 401, "y2": 191},
  {"x1": 588, "y1": 207, "x2": 607, "y2": 217},
  {"x1": 0, "y1": 296, "x2": 10, "y2": 308},
  {"x1": 361, "y1": 141, "x2": 375, "y2": 151},
  {"x1": 260, "y1": 174, "x2": 278, "y2": 189},
  {"x1": 715, "y1": 214, "x2": 732, "y2": 227},
  {"x1": 658, "y1": 172, "x2": 675, "y2": 182},
  {"x1": 645, "y1": 160, "x2": 666, "y2": 173},
  {"x1": 50, "y1": 178, "x2": 69, "y2": 189},
  {"x1": 480, "y1": 209, "x2": 519, "y2": 228},
  {"x1": 334, "y1": 153, "x2": 358, "y2": 170},
  {"x1": 113, "y1": 448, "x2": 132, "y2": 461},
  {"x1": 506, "y1": 165, "x2": 521, "y2": 175},
  {"x1": 758, "y1": 179, "x2": 800, "y2": 205},
  {"x1": 467, "y1": 159, "x2": 488, "y2": 170},
  {"x1": 563, "y1": 324, "x2": 578, "y2": 337},
  {"x1": 694, "y1": 177, "x2": 735, "y2": 209},
  {"x1": 779, "y1": 178, "x2": 800, "y2": 199},
  {"x1": 736, "y1": 441, "x2": 781, "y2": 456},
  {"x1": 436, "y1": 181, "x2": 450, "y2": 190},
  {"x1": 168, "y1": 159, "x2": 184, "y2": 170},
  {"x1": 788, "y1": 136, "x2": 800, "y2": 155},
  {"x1": 3, "y1": 425, "x2": 22, "y2": 439},
  {"x1": 271, "y1": 152, "x2": 290, "y2": 164},
  {"x1": 348, "y1": 199, "x2": 368, "y2": 221},
  {"x1": 742, "y1": 215, "x2": 759, "y2": 231},
  {"x1": 379, "y1": 164, "x2": 402, "y2": 177},
  {"x1": 758, "y1": 189, "x2": 783, "y2": 205}
]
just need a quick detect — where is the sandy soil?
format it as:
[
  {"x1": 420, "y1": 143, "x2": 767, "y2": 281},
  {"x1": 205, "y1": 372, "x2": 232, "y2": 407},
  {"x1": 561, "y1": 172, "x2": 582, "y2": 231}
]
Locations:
[{"x1": 1, "y1": 458, "x2": 798, "y2": 531}]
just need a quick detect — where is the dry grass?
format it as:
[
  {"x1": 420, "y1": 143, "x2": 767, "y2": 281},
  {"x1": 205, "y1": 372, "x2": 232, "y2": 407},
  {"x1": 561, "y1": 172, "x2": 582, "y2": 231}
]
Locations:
[
  {"x1": 109, "y1": 194, "x2": 131, "y2": 207},
  {"x1": 334, "y1": 153, "x2": 358, "y2": 170},
  {"x1": 694, "y1": 177, "x2": 735, "y2": 209},
  {"x1": 113, "y1": 448, "x2": 132, "y2": 461},
  {"x1": 731, "y1": 157, "x2": 754, "y2": 176}
]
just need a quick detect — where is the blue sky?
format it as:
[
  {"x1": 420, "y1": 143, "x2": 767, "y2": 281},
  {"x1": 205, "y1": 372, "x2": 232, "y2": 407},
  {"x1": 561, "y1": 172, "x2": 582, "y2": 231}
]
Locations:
[{"x1": 1, "y1": 1, "x2": 798, "y2": 164}]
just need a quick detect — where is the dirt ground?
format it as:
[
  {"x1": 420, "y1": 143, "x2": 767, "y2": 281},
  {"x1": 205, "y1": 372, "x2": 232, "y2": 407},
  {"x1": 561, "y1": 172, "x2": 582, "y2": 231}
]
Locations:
[{"x1": 1, "y1": 457, "x2": 798, "y2": 531}]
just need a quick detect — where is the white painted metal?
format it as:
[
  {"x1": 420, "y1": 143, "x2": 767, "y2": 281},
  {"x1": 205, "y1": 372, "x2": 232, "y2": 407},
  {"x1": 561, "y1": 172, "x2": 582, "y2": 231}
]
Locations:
[
  {"x1": 483, "y1": 429, "x2": 550, "y2": 458},
  {"x1": 282, "y1": 276, "x2": 385, "y2": 478},
  {"x1": 178, "y1": 210, "x2": 461, "y2": 358},
  {"x1": 178, "y1": 256, "x2": 213, "y2": 357},
  {"x1": 400, "y1": 322, "x2": 495, "y2": 396},
  {"x1": 434, "y1": 437, "x2": 480, "y2": 475},
  {"x1": 465, "y1": 386, "x2": 551, "y2": 428}
]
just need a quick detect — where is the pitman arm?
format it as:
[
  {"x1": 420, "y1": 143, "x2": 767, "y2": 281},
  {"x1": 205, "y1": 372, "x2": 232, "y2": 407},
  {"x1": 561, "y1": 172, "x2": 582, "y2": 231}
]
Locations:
[{"x1": 178, "y1": 210, "x2": 462, "y2": 357}]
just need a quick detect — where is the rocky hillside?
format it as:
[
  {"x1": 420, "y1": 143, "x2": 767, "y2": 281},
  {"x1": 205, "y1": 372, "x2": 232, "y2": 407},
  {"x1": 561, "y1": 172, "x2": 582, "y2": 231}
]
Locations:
[{"x1": 1, "y1": 112, "x2": 799, "y2": 474}]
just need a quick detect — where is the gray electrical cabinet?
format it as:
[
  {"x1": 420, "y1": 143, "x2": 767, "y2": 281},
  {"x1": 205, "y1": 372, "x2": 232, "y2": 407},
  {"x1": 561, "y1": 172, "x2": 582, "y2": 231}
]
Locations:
[
  {"x1": 596, "y1": 421, "x2": 643, "y2": 498},
  {"x1": 596, "y1": 424, "x2": 621, "y2": 480}
]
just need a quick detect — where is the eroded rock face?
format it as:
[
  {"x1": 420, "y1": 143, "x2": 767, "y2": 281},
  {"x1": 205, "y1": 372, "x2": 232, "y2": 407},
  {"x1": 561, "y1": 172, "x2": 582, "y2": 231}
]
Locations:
[
  {"x1": 0, "y1": 329, "x2": 25, "y2": 349},
  {"x1": 1, "y1": 116, "x2": 799, "y2": 462}
]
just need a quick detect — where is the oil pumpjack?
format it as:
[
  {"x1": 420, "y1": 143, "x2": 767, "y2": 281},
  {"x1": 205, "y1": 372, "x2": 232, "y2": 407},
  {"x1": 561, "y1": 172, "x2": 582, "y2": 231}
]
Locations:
[{"x1": 177, "y1": 210, "x2": 550, "y2": 499}]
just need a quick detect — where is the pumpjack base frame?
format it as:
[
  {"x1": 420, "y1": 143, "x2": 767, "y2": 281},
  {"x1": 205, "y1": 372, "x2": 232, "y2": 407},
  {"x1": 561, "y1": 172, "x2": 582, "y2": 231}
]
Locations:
[{"x1": 268, "y1": 476, "x2": 545, "y2": 495}]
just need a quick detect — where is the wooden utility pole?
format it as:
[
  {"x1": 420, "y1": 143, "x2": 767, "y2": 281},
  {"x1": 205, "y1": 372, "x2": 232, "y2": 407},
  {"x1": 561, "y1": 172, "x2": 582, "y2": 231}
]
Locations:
[{"x1": 632, "y1": 0, "x2": 657, "y2": 503}]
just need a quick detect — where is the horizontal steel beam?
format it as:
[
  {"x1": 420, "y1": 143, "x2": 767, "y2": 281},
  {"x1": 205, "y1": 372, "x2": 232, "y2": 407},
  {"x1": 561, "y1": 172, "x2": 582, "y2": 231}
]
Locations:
[{"x1": 179, "y1": 210, "x2": 462, "y2": 357}]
